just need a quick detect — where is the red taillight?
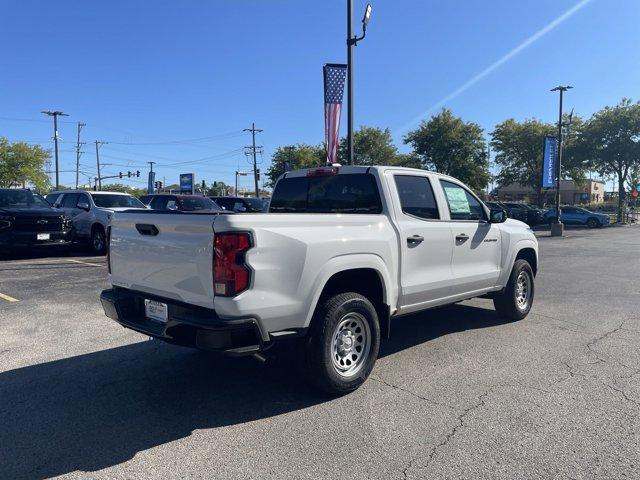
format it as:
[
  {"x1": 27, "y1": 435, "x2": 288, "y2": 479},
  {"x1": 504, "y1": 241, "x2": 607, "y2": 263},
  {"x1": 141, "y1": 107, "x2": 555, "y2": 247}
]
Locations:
[
  {"x1": 213, "y1": 232, "x2": 252, "y2": 297},
  {"x1": 106, "y1": 226, "x2": 112, "y2": 274},
  {"x1": 306, "y1": 167, "x2": 339, "y2": 177}
]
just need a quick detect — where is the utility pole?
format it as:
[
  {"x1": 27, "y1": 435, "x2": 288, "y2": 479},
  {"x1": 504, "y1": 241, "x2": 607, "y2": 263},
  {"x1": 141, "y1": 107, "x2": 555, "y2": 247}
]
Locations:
[
  {"x1": 94, "y1": 140, "x2": 108, "y2": 190},
  {"x1": 244, "y1": 123, "x2": 263, "y2": 197},
  {"x1": 75, "y1": 122, "x2": 86, "y2": 189},
  {"x1": 550, "y1": 85, "x2": 573, "y2": 236},
  {"x1": 486, "y1": 141, "x2": 491, "y2": 198},
  {"x1": 41, "y1": 110, "x2": 69, "y2": 190},
  {"x1": 346, "y1": 2, "x2": 372, "y2": 164}
]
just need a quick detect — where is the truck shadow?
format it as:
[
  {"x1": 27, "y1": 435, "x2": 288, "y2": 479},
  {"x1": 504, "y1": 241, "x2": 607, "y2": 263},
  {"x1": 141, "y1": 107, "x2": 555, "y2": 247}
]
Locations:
[{"x1": 0, "y1": 303, "x2": 508, "y2": 479}]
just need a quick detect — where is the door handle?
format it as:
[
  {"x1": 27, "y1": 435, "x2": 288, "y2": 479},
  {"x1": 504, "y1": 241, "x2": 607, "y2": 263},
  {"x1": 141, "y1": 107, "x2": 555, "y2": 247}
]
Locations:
[
  {"x1": 136, "y1": 224, "x2": 159, "y2": 236},
  {"x1": 455, "y1": 233, "x2": 469, "y2": 243},
  {"x1": 407, "y1": 235, "x2": 424, "y2": 246}
]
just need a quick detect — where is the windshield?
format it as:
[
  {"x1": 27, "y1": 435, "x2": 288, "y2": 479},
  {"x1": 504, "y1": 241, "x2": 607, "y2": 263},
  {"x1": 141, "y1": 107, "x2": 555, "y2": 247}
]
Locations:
[
  {"x1": 0, "y1": 190, "x2": 50, "y2": 209},
  {"x1": 179, "y1": 197, "x2": 220, "y2": 211},
  {"x1": 91, "y1": 194, "x2": 145, "y2": 208}
]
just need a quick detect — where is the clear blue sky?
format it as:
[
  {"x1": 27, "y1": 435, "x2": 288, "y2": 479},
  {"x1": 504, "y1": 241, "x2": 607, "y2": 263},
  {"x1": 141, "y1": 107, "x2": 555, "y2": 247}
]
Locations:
[{"x1": 1, "y1": 0, "x2": 638, "y2": 191}]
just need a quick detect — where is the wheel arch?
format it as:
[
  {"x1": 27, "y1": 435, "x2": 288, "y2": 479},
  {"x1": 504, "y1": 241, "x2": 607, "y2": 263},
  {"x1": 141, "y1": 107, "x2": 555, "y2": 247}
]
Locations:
[{"x1": 304, "y1": 256, "x2": 394, "y2": 338}]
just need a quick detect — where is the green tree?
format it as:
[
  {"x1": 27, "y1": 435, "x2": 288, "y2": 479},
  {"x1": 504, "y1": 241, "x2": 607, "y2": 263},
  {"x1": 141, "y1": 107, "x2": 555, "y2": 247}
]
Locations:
[
  {"x1": 0, "y1": 138, "x2": 51, "y2": 192},
  {"x1": 579, "y1": 98, "x2": 640, "y2": 221},
  {"x1": 404, "y1": 109, "x2": 489, "y2": 192},
  {"x1": 491, "y1": 119, "x2": 556, "y2": 205},
  {"x1": 265, "y1": 143, "x2": 325, "y2": 187},
  {"x1": 339, "y1": 127, "x2": 398, "y2": 165}
]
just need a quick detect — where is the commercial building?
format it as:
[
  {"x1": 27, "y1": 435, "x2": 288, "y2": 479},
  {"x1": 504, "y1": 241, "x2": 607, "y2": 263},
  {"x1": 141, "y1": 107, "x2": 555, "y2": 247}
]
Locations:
[{"x1": 495, "y1": 179, "x2": 605, "y2": 205}]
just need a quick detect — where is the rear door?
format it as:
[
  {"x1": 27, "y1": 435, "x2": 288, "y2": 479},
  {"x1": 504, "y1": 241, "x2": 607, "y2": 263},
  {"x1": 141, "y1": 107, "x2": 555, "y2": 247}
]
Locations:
[
  {"x1": 388, "y1": 172, "x2": 454, "y2": 310},
  {"x1": 437, "y1": 179, "x2": 502, "y2": 295}
]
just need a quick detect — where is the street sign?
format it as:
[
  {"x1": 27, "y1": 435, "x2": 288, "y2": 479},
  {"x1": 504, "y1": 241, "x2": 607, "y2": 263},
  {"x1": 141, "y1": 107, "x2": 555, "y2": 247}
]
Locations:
[
  {"x1": 180, "y1": 173, "x2": 194, "y2": 195},
  {"x1": 542, "y1": 136, "x2": 557, "y2": 188}
]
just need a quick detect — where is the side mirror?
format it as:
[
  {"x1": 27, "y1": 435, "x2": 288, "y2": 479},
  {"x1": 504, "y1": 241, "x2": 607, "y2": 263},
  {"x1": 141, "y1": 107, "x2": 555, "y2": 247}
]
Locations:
[
  {"x1": 489, "y1": 208, "x2": 508, "y2": 223},
  {"x1": 77, "y1": 202, "x2": 90, "y2": 211}
]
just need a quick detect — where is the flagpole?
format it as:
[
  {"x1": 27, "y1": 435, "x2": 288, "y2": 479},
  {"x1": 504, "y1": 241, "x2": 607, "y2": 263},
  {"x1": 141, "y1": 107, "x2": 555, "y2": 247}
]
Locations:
[{"x1": 347, "y1": 0, "x2": 354, "y2": 165}]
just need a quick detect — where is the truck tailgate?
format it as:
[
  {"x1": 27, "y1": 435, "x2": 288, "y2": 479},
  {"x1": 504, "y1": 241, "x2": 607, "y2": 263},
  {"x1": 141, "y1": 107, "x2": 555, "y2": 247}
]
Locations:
[{"x1": 108, "y1": 212, "x2": 215, "y2": 308}]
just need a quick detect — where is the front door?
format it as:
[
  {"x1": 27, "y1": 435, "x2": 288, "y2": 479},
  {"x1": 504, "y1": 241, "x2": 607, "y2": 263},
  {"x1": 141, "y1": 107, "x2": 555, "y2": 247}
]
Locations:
[
  {"x1": 438, "y1": 180, "x2": 502, "y2": 296},
  {"x1": 389, "y1": 173, "x2": 454, "y2": 311}
]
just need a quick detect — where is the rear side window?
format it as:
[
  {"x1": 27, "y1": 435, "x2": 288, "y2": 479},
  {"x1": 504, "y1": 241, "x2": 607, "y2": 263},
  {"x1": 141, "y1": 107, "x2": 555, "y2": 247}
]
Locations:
[
  {"x1": 46, "y1": 193, "x2": 61, "y2": 205},
  {"x1": 440, "y1": 180, "x2": 485, "y2": 221},
  {"x1": 394, "y1": 175, "x2": 439, "y2": 220},
  {"x1": 270, "y1": 174, "x2": 382, "y2": 214}
]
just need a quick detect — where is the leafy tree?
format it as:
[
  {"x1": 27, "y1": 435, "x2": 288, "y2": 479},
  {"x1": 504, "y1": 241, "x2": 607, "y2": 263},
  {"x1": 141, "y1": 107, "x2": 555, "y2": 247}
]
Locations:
[
  {"x1": 491, "y1": 119, "x2": 555, "y2": 205},
  {"x1": 0, "y1": 138, "x2": 51, "y2": 192},
  {"x1": 265, "y1": 143, "x2": 325, "y2": 187},
  {"x1": 206, "y1": 181, "x2": 230, "y2": 196},
  {"x1": 579, "y1": 98, "x2": 640, "y2": 221},
  {"x1": 338, "y1": 127, "x2": 398, "y2": 165},
  {"x1": 404, "y1": 109, "x2": 489, "y2": 192}
]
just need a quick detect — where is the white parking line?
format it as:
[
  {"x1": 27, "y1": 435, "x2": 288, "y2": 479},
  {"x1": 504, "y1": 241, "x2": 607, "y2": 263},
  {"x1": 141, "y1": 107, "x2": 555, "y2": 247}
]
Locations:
[
  {"x1": 66, "y1": 259, "x2": 104, "y2": 267},
  {"x1": 0, "y1": 292, "x2": 19, "y2": 302}
]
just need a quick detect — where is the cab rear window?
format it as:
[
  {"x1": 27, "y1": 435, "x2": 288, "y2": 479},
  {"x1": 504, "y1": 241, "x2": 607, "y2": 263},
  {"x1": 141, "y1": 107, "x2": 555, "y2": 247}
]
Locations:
[{"x1": 270, "y1": 174, "x2": 382, "y2": 214}]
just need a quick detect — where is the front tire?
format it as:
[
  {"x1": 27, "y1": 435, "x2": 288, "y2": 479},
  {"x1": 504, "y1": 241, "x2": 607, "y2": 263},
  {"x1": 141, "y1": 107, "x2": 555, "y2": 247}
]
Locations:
[
  {"x1": 91, "y1": 226, "x2": 106, "y2": 255},
  {"x1": 586, "y1": 217, "x2": 600, "y2": 228},
  {"x1": 493, "y1": 259, "x2": 534, "y2": 321},
  {"x1": 304, "y1": 292, "x2": 380, "y2": 395}
]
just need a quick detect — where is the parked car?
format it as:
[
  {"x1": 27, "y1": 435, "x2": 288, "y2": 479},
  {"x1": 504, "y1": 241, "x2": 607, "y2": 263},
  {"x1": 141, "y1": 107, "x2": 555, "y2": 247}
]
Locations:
[
  {"x1": 500, "y1": 202, "x2": 531, "y2": 224},
  {"x1": 210, "y1": 196, "x2": 265, "y2": 213},
  {"x1": 144, "y1": 194, "x2": 222, "y2": 213},
  {"x1": 0, "y1": 188, "x2": 73, "y2": 252},
  {"x1": 101, "y1": 166, "x2": 538, "y2": 394},
  {"x1": 544, "y1": 206, "x2": 611, "y2": 228},
  {"x1": 46, "y1": 190, "x2": 147, "y2": 254}
]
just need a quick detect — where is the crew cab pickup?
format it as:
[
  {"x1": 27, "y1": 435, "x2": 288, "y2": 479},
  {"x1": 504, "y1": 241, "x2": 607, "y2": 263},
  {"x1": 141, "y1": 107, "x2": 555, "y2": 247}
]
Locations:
[{"x1": 101, "y1": 166, "x2": 538, "y2": 394}]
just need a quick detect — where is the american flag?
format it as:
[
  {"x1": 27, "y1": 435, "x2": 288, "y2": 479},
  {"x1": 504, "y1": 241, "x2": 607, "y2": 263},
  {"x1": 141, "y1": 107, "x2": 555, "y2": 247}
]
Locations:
[{"x1": 323, "y1": 64, "x2": 347, "y2": 165}]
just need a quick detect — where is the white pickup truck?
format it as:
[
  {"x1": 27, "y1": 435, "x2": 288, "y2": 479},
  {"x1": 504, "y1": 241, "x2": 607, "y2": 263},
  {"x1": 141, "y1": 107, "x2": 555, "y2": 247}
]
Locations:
[{"x1": 101, "y1": 166, "x2": 538, "y2": 394}]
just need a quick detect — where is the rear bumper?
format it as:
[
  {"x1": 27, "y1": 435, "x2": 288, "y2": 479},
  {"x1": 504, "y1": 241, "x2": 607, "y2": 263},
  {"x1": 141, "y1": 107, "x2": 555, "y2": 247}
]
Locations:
[
  {"x1": 100, "y1": 288, "x2": 266, "y2": 355},
  {"x1": 0, "y1": 229, "x2": 73, "y2": 247}
]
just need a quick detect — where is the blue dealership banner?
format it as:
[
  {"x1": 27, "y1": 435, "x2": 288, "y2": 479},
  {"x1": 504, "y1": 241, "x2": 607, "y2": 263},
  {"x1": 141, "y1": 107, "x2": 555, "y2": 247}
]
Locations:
[
  {"x1": 542, "y1": 136, "x2": 558, "y2": 188},
  {"x1": 180, "y1": 173, "x2": 194, "y2": 194},
  {"x1": 148, "y1": 171, "x2": 156, "y2": 194}
]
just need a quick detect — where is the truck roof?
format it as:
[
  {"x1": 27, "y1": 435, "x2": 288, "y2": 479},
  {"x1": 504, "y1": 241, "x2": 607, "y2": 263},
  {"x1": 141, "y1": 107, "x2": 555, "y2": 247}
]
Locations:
[{"x1": 280, "y1": 165, "x2": 458, "y2": 182}]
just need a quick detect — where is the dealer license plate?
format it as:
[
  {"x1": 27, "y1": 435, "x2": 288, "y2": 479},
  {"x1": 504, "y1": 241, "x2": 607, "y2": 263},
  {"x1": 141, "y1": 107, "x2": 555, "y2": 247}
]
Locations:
[
  {"x1": 37, "y1": 233, "x2": 50, "y2": 241},
  {"x1": 145, "y1": 299, "x2": 168, "y2": 323}
]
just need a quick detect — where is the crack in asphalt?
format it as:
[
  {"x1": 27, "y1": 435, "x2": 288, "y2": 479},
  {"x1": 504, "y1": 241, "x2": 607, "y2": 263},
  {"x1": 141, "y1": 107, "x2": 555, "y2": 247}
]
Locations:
[
  {"x1": 370, "y1": 377, "x2": 457, "y2": 412},
  {"x1": 399, "y1": 385, "x2": 503, "y2": 479}
]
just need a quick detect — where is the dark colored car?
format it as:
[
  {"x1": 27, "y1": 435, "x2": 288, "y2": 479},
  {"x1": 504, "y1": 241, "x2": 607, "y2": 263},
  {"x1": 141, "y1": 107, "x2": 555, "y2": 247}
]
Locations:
[
  {"x1": 145, "y1": 194, "x2": 222, "y2": 213},
  {"x1": 0, "y1": 188, "x2": 73, "y2": 251},
  {"x1": 210, "y1": 196, "x2": 266, "y2": 213}
]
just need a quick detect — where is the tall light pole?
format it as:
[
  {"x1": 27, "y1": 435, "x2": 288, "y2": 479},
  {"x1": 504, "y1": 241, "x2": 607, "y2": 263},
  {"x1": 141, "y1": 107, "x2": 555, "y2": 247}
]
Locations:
[
  {"x1": 550, "y1": 85, "x2": 572, "y2": 236},
  {"x1": 41, "y1": 110, "x2": 69, "y2": 190},
  {"x1": 94, "y1": 140, "x2": 108, "y2": 190},
  {"x1": 346, "y1": 2, "x2": 372, "y2": 165}
]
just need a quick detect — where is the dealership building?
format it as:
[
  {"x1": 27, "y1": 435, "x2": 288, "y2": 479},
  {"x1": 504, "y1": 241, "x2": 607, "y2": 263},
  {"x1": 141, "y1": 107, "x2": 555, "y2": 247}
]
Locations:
[{"x1": 495, "y1": 179, "x2": 606, "y2": 204}]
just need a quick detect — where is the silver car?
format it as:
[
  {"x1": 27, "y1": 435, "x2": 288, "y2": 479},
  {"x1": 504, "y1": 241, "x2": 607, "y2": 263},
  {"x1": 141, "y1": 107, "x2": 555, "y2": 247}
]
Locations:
[{"x1": 46, "y1": 190, "x2": 147, "y2": 254}]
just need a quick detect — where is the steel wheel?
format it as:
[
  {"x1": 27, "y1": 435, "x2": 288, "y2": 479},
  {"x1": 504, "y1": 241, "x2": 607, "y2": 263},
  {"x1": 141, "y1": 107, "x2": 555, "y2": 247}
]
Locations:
[
  {"x1": 330, "y1": 312, "x2": 371, "y2": 377},
  {"x1": 515, "y1": 271, "x2": 531, "y2": 311}
]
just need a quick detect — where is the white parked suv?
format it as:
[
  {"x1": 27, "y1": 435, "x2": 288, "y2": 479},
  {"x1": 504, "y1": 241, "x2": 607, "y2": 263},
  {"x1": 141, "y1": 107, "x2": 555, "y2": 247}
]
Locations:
[
  {"x1": 100, "y1": 166, "x2": 538, "y2": 394},
  {"x1": 46, "y1": 190, "x2": 147, "y2": 254}
]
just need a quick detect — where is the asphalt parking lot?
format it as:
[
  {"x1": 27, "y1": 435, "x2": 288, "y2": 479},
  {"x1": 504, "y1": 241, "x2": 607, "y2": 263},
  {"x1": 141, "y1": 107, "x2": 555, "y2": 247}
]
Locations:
[{"x1": 1, "y1": 227, "x2": 638, "y2": 480}]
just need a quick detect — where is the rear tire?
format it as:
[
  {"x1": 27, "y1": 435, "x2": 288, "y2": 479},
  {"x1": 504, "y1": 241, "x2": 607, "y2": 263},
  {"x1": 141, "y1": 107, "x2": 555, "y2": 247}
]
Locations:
[
  {"x1": 493, "y1": 259, "x2": 534, "y2": 321},
  {"x1": 304, "y1": 292, "x2": 380, "y2": 396},
  {"x1": 91, "y1": 226, "x2": 106, "y2": 255}
]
